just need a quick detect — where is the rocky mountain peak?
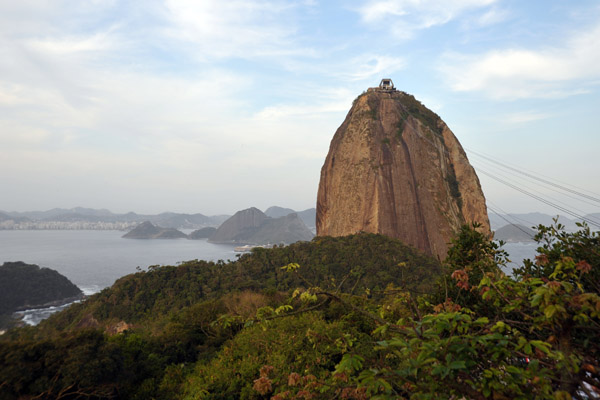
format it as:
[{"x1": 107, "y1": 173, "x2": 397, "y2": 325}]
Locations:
[{"x1": 316, "y1": 87, "x2": 490, "y2": 259}]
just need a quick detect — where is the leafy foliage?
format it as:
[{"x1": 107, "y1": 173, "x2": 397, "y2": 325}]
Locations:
[
  {"x1": 515, "y1": 219, "x2": 600, "y2": 293},
  {"x1": 271, "y1": 223, "x2": 599, "y2": 399},
  {"x1": 0, "y1": 233, "x2": 440, "y2": 398}
]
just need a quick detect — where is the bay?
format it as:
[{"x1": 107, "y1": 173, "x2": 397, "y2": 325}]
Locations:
[
  {"x1": 501, "y1": 242, "x2": 539, "y2": 274},
  {"x1": 0, "y1": 230, "x2": 237, "y2": 296}
]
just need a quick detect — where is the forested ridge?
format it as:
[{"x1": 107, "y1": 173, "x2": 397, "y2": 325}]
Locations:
[{"x1": 1, "y1": 225, "x2": 599, "y2": 399}]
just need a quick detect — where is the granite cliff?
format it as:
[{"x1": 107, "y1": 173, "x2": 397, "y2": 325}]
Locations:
[{"x1": 317, "y1": 85, "x2": 490, "y2": 259}]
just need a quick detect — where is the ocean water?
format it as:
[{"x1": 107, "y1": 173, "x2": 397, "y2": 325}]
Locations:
[
  {"x1": 0, "y1": 230, "x2": 237, "y2": 324},
  {"x1": 501, "y1": 242, "x2": 539, "y2": 274}
]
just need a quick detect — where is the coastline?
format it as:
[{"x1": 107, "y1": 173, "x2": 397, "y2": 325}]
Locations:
[{"x1": 9, "y1": 293, "x2": 86, "y2": 328}]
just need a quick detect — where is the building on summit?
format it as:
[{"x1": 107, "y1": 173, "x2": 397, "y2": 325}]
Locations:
[{"x1": 379, "y1": 78, "x2": 395, "y2": 90}]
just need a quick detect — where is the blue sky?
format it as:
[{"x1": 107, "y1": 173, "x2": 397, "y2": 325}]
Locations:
[{"x1": 1, "y1": 0, "x2": 599, "y2": 216}]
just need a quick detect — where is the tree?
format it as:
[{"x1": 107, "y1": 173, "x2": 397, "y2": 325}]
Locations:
[{"x1": 266, "y1": 224, "x2": 600, "y2": 399}]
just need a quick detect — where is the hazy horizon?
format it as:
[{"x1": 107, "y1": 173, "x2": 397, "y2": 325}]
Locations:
[
  {"x1": 0, "y1": 204, "x2": 314, "y2": 217},
  {"x1": 2, "y1": 205, "x2": 598, "y2": 222}
]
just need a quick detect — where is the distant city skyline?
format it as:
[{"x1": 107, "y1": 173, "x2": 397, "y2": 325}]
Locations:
[{"x1": 1, "y1": 1, "x2": 599, "y2": 216}]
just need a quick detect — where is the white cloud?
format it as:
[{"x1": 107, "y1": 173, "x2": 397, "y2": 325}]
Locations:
[
  {"x1": 26, "y1": 29, "x2": 118, "y2": 55},
  {"x1": 0, "y1": 83, "x2": 28, "y2": 106},
  {"x1": 255, "y1": 101, "x2": 347, "y2": 120},
  {"x1": 502, "y1": 111, "x2": 551, "y2": 124},
  {"x1": 162, "y1": 0, "x2": 308, "y2": 59},
  {"x1": 439, "y1": 23, "x2": 600, "y2": 99},
  {"x1": 474, "y1": 7, "x2": 508, "y2": 27},
  {"x1": 342, "y1": 54, "x2": 406, "y2": 81},
  {"x1": 357, "y1": 0, "x2": 497, "y2": 38},
  {"x1": 275, "y1": 51, "x2": 405, "y2": 88}
]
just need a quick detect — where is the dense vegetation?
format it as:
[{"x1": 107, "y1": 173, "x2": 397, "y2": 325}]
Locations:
[
  {"x1": 0, "y1": 234, "x2": 439, "y2": 398},
  {"x1": 0, "y1": 262, "x2": 83, "y2": 328},
  {"x1": 1, "y1": 225, "x2": 599, "y2": 399}
]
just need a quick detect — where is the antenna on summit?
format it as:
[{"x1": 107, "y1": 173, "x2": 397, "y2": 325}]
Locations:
[{"x1": 379, "y1": 78, "x2": 395, "y2": 91}]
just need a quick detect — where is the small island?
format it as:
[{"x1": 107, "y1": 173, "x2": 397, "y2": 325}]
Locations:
[
  {"x1": 0, "y1": 261, "x2": 83, "y2": 330},
  {"x1": 122, "y1": 221, "x2": 188, "y2": 239}
]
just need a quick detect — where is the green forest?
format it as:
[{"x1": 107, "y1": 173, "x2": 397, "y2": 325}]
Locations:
[{"x1": 1, "y1": 224, "x2": 599, "y2": 399}]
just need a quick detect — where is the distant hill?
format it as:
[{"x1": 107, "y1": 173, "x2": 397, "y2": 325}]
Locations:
[
  {"x1": 264, "y1": 206, "x2": 316, "y2": 230},
  {"x1": 494, "y1": 224, "x2": 536, "y2": 243},
  {"x1": 210, "y1": 207, "x2": 314, "y2": 245},
  {"x1": 122, "y1": 221, "x2": 188, "y2": 239},
  {"x1": 49, "y1": 213, "x2": 107, "y2": 223},
  {"x1": 0, "y1": 262, "x2": 83, "y2": 328},
  {"x1": 0, "y1": 212, "x2": 29, "y2": 223},
  {"x1": 264, "y1": 206, "x2": 296, "y2": 218},
  {"x1": 296, "y1": 208, "x2": 316, "y2": 230},
  {"x1": 585, "y1": 213, "x2": 600, "y2": 227},
  {"x1": 189, "y1": 227, "x2": 217, "y2": 239},
  {"x1": 149, "y1": 212, "x2": 213, "y2": 229},
  {"x1": 6, "y1": 207, "x2": 113, "y2": 220},
  {"x1": 1, "y1": 207, "x2": 230, "y2": 230},
  {"x1": 209, "y1": 207, "x2": 268, "y2": 244},
  {"x1": 246, "y1": 213, "x2": 314, "y2": 245}
]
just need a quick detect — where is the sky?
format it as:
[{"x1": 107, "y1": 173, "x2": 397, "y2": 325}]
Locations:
[{"x1": 1, "y1": 0, "x2": 599, "y2": 217}]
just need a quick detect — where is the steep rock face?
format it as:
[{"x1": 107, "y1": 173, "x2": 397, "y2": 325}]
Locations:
[{"x1": 317, "y1": 88, "x2": 490, "y2": 259}]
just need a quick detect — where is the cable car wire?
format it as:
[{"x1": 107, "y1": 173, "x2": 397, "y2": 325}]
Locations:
[
  {"x1": 467, "y1": 148, "x2": 600, "y2": 204},
  {"x1": 471, "y1": 156, "x2": 600, "y2": 210},
  {"x1": 472, "y1": 160, "x2": 600, "y2": 225},
  {"x1": 476, "y1": 167, "x2": 600, "y2": 229}
]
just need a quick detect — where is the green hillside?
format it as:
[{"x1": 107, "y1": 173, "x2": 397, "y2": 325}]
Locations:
[{"x1": 1, "y1": 225, "x2": 599, "y2": 399}]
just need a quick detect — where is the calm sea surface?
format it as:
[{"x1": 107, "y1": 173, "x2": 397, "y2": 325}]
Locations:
[
  {"x1": 501, "y1": 242, "x2": 539, "y2": 273},
  {"x1": 0, "y1": 230, "x2": 237, "y2": 295},
  {"x1": 0, "y1": 230, "x2": 538, "y2": 325}
]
